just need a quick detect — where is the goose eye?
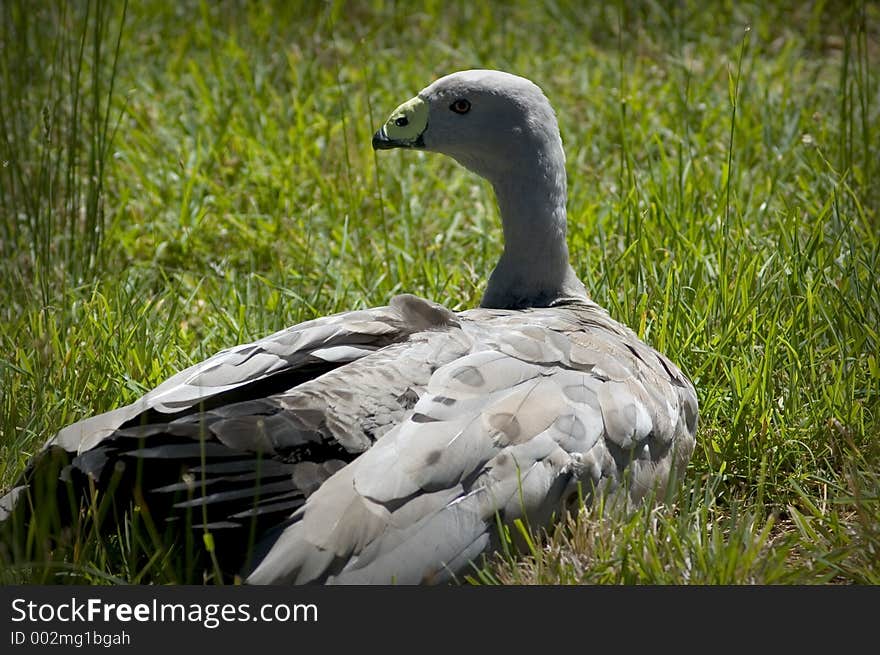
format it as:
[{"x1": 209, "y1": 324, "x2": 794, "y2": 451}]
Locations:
[{"x1": 450, "y1": 99, "x2": 471, "y2": 114}]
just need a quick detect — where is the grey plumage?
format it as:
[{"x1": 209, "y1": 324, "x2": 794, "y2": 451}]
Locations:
[
  {"x1": 0, "y1": 70, "x2": 698, "y2": 585},
  {"x1": 247, "y1": 299, "x2": 696, "y2": 584}
]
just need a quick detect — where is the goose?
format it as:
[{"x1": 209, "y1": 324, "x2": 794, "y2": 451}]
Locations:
[{"x1": 0, "y1": 70, "x2": 698, "y2": 585}]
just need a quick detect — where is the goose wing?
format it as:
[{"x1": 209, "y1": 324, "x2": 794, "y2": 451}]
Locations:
[
  {"x1": 246, "y1": 300, "x2": 698, "y2": 584},
  {"x1": 1, "y1": 295, "x2": 463, "y2": 534}
]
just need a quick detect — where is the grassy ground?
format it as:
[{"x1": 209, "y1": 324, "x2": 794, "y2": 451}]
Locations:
[{"x1": 1, "y1": 0, "x2": 877, "y2": 584}]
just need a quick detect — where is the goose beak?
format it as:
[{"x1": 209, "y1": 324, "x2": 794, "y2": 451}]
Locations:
[
  {"x1": 371, "y1": 126, "x2": 404, "y2": 150},
  {"x1": 372, "y1": 96, "x2": 428, "y2": 150}
]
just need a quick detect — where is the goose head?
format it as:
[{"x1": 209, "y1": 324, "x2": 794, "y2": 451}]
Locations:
[{"x1": 372, "y1": 69, "x2": 565, "y2": 185}]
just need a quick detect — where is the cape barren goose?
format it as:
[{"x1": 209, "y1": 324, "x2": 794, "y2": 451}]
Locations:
[{"x1": 1, "y1": 70, "x2": 698, "y2": 584}]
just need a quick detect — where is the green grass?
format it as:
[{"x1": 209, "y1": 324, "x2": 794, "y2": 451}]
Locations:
[{"x1": 1, "y1": 0, "x2": 878, "y2": 584}]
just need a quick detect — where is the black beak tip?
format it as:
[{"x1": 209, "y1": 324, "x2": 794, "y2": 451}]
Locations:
[{"x1": 372, "y1": 128, "x2": 395, "y2": 151}]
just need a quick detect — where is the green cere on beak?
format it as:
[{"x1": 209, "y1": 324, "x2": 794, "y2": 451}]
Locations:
[{"x1": 372, "y1": 96, "x2": 428, "y2": 150}]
